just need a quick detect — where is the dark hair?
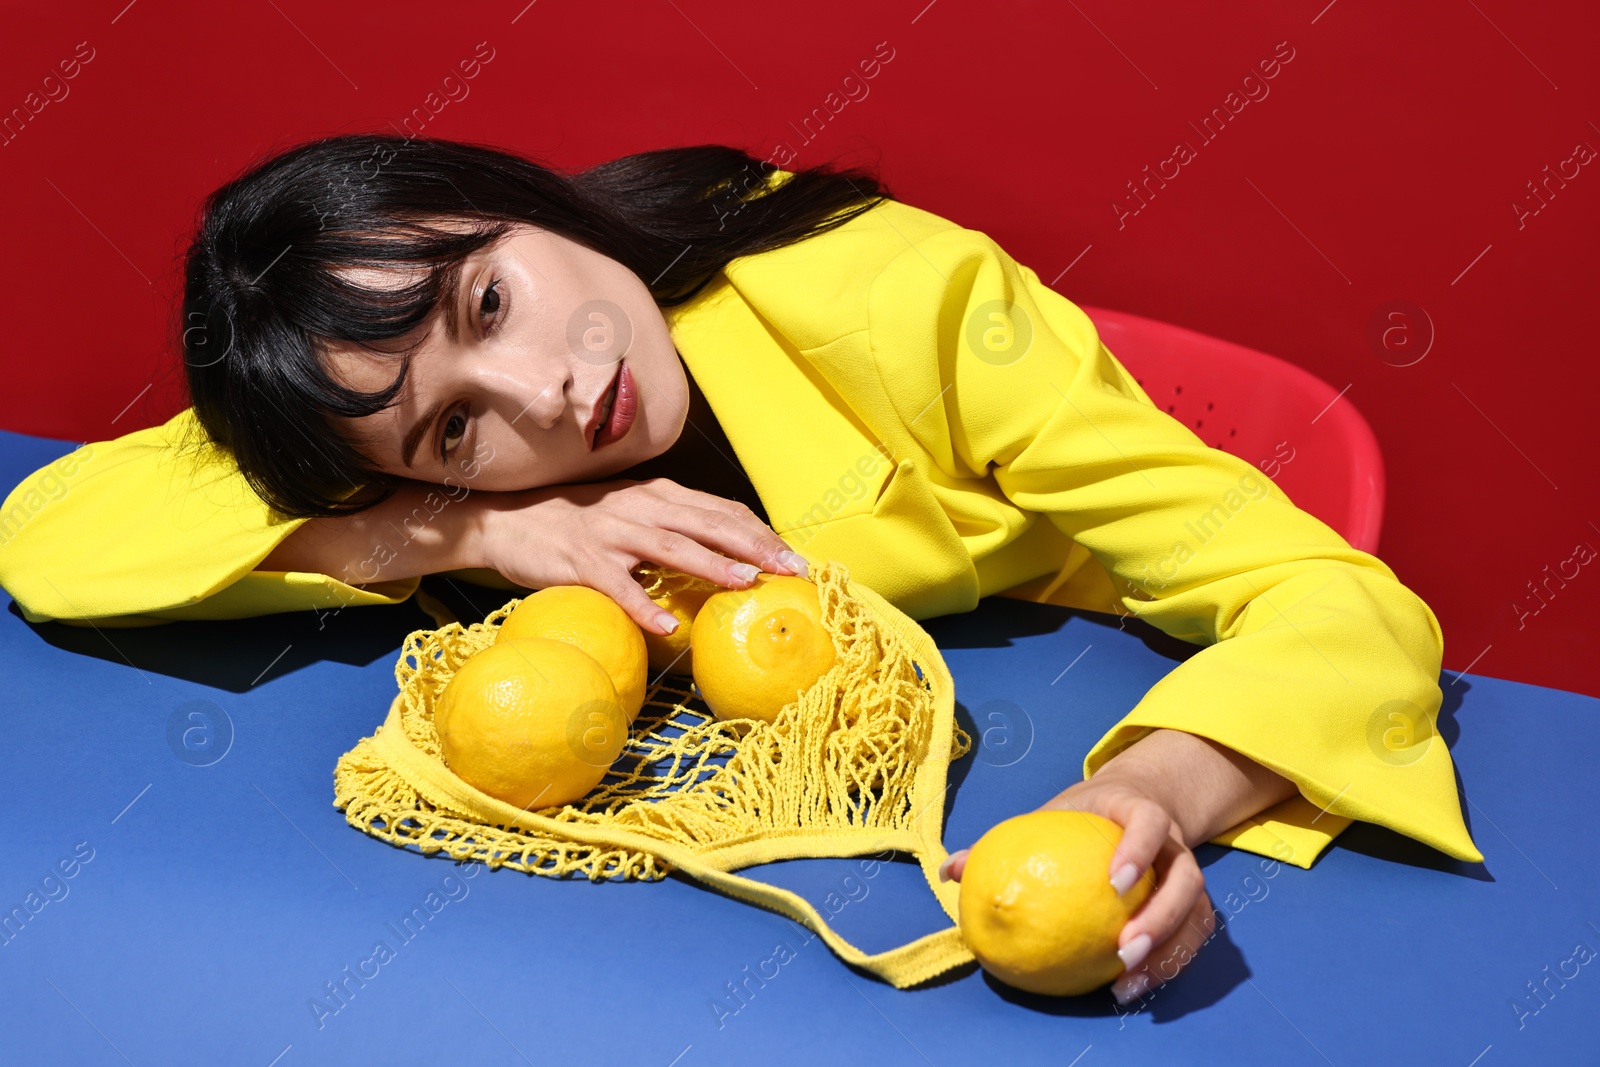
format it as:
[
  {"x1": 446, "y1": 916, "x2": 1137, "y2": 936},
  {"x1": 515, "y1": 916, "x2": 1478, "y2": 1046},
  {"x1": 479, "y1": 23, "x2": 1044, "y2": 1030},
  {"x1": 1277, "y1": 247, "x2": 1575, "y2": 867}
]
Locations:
[{"x1": 174, "y1": 133, "x2": 893, "y2": 519}]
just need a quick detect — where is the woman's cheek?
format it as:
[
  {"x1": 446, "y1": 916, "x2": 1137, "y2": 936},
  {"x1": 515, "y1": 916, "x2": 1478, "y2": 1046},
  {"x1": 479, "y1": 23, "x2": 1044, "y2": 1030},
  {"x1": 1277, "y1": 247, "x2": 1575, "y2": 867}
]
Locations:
[{"x1": 459, "y1": 438, "x2": 495, "y2": 480}]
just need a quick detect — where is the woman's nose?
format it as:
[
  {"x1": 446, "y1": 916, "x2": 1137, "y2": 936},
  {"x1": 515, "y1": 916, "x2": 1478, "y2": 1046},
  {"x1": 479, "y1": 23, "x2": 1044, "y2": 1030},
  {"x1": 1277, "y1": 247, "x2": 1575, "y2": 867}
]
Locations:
[
  {"x1": 514, "y1": 383, "x2": 566, "y2": 431},
  {"x1": 495, "y1": 360, "x2": 572, "y2": 433}
]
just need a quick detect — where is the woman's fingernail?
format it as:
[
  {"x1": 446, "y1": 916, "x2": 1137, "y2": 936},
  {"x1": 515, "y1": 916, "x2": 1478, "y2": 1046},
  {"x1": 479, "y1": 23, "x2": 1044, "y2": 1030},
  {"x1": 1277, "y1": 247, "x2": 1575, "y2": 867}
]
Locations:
[
  {"x1": 1110, "y1": 862, "x2": 1140, "y2": 895},
  {"x1": 1112, "y1": 970, "x2": 1151, "y2": 1006},
  {"x1": 937, "y1": 848, "x2": 969, "y2": 882},
  {"x1": 655, "y1": 612, "x2": 680, "y2": 635},
  {"x1": 729, "y1": 562, "x2": 760, "y2": 583},
  {"x1": 1117, "y1": 932, "x2": 1153, "y2": 971},
  {"x1": 776, "y1": 550, "x2": 808, "y2": 577}
]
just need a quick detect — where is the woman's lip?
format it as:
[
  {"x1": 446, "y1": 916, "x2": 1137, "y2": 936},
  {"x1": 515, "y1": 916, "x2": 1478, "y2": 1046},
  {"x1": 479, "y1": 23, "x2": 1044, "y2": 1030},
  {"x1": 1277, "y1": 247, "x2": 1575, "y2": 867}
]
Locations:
[
  {"x1": 593, "y1": 360, "x2": 636, "y2": 449},
  {"x1": 587, "y1": 363, "x2": 622, "y2": 450}
]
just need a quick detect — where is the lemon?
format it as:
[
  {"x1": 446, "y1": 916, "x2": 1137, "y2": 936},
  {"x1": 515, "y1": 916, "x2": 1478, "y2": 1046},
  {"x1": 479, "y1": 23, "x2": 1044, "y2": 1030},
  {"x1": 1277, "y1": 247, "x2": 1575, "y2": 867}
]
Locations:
[
  {"x1": 497, "y1": 585, "x2": 649, "y2": 722},
  {"x1": 958, "y1": 810, "x2": 1153, "y2": 996},
  {"x1": 689, "y1": 574, "x2": 836, "y2": 723},
  {"x1": 641, "y1": 583, "x2": 715, "y2": 676},
  {"x1": 433, "y1": 636, "x2": 627, "y2": 810}
]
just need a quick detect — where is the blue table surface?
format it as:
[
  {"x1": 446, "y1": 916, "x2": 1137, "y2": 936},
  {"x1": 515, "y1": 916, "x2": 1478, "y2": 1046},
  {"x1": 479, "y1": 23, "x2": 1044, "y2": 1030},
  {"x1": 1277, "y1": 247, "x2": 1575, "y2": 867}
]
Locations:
[{"x1": 2, "y1": 428, "x2": 1597, "y2": 1067}]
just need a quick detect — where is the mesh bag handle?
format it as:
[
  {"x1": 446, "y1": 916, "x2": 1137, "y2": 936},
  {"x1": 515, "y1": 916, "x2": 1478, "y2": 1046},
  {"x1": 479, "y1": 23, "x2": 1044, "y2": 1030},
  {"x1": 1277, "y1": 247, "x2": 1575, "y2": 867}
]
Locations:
[{"x1": 334, "y1": 561, "x2": 978, "y2": 988}]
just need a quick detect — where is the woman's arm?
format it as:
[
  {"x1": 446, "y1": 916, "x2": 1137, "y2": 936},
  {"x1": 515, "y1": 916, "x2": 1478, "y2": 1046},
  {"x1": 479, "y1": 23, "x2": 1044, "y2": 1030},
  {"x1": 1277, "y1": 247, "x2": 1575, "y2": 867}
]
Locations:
[
  {"x1": 863, "y1": 226, "x2": 1479, "y2": 866},
  {"x1": 259, "y1": 476, "x2": 806, "y2": 633},
  {"x1": 860, "y1": 223, "x2": 1477, "y2": 1004},
  {"x1": 0, "y1": 407, "x2": 797, "y2": 631},
  {"x1": 256, "y1": 481, "x2": 481, "y2": 586},
  {"x1": 1093, "y1": 728, "x2": 1300, "y2": 849},
  {"x1": 0, "y1": 410, "x2": 429, "y2": 626}
]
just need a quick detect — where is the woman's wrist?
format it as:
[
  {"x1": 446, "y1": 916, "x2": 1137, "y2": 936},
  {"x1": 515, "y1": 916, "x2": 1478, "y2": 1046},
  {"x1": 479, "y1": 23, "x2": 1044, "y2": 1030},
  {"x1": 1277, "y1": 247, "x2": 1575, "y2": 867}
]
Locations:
[{"x1": 1089, "y1": 728, "x2": 1300, "y2": 848}]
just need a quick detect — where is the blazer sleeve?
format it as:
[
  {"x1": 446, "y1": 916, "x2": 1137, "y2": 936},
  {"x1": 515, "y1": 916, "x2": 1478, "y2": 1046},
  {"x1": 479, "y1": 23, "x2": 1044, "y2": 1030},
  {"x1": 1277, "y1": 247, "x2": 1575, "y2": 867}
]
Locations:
[
  {"x1": 867, "y1": 226, "x2": 1482, "y2": 869},
  {"x1": 0, "y1": 407, "x2": 422, "y2": 628}
]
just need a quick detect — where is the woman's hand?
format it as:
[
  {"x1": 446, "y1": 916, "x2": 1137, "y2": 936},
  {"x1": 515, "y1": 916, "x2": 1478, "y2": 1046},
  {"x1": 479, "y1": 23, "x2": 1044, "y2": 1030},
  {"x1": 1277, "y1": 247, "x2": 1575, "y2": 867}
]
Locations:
[
  {"x1": 939, "y1": 770, "x2": 1213, "y2": 1006},
  {"x1": 472, "y1": 476, "x2": 807, "y2": 634}
]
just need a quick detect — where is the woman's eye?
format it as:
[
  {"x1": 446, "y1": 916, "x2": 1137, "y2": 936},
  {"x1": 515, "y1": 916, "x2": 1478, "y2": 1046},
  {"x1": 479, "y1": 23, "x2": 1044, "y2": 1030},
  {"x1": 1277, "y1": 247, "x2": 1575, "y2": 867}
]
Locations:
[
  {"x1": 440, "y1": 409, "x2": 467, "y2": 460},
  {"x1": 480, "y1": 279, "x2": 502, "y2": 326}
]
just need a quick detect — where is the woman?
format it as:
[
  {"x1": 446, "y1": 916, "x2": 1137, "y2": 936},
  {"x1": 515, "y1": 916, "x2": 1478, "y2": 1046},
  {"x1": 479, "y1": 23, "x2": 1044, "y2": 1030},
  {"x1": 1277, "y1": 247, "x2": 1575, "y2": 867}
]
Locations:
[{"x1": 0, "y1": 133, "x2": 1481, "y2": 1007}]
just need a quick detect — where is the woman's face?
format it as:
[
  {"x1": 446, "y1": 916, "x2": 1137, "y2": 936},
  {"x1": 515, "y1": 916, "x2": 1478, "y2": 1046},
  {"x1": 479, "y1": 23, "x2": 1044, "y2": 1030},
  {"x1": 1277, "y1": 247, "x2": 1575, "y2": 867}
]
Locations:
[{"x1": 318, "y1": 220, "x2": 690, "y2": 492}]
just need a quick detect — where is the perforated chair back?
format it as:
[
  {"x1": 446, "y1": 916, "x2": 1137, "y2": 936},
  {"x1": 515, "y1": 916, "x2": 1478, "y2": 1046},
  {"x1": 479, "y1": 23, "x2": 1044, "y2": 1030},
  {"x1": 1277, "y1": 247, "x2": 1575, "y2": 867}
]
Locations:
[{"x1": 1080, "y1": 305, "x2": 1386, "y2": 555}]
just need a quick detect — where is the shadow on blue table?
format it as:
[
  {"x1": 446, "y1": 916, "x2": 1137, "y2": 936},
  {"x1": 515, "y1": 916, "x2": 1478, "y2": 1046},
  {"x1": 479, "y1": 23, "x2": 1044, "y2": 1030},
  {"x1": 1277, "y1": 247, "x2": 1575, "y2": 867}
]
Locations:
[{"x1": 6, "y1": 572, "x2": 514, "y2": 692}]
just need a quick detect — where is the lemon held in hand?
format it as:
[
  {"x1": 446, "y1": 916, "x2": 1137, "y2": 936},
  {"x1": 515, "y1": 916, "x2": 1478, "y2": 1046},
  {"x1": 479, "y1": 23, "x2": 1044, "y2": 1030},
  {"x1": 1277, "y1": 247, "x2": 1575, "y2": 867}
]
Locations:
[
  {"x1": 496, "y1": 585, "x2": 648, "y2": 722},
  {"x1": 434, "y1": 637, "x2": 627, "y2": 811},
  {"x1": 958, "y1": 810, "x2": 1153, "y2": 997},
  {"x1": 689, "y1": 574, "x2": 836, "y2": 723}
]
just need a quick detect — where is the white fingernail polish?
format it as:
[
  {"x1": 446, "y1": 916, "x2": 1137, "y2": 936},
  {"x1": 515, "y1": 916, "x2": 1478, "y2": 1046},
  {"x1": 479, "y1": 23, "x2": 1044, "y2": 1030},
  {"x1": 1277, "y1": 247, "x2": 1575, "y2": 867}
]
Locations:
[
  {"x1": 1111, "y1": 862, "x2": 1139, "y2": 895},
  {"x1": 657, "y1": 612, "x2": 679, "y2": 634},
  {"x1": 777, "y1": 550, "x2": 808, "y2": 577},
  {"x1": 1117, "y1": 932, "x2": 1152, "y2": 971},
  {"x1": 730, "y1": 563, "x2": 760, "y2": 582}
]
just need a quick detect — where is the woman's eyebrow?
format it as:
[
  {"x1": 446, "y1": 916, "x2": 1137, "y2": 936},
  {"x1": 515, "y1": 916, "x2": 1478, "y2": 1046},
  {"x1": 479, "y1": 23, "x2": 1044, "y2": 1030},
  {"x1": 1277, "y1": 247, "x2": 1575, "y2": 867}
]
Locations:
[{"x1": 439, "y1": 259, "x2": 471, "y2": 344}]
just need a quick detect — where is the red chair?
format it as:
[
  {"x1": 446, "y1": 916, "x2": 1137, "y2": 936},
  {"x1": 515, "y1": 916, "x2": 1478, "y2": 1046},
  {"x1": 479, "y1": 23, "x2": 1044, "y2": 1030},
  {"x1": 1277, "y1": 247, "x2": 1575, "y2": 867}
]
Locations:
[{"x1": 1079, "y1": 305, "x2": 1386, "y2": 555}]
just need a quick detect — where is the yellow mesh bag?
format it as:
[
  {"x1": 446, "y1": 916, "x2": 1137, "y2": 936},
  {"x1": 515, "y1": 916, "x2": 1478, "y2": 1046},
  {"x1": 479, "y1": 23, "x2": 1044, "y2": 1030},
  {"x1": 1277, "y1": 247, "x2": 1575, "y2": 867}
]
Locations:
[{"x1": 331, "y1": 559, "x2": 978, "y2": 988}]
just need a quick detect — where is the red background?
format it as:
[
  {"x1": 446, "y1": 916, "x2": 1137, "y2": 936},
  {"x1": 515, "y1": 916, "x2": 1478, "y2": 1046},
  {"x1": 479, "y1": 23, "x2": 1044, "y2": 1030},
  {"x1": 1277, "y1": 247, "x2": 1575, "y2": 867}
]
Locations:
[{"x1": 1, "y1": 1, "x2": 1594, "y2": 697}]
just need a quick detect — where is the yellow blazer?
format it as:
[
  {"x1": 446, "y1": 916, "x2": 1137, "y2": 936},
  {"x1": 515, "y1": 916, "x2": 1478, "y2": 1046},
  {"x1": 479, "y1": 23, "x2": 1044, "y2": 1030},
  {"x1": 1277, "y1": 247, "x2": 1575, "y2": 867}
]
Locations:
[{"x1": 0, "y1": 174, "x2": 1481, "y2": 872}]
